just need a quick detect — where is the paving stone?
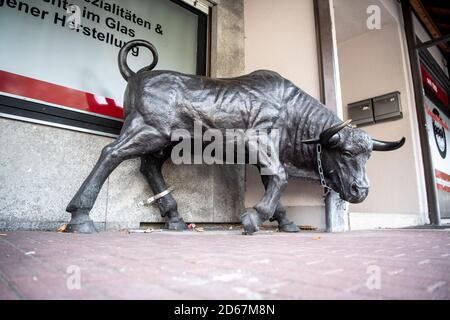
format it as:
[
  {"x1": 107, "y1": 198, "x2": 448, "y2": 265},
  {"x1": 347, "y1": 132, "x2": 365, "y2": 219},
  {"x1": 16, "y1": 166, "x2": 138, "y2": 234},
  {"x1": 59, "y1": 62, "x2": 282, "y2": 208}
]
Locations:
[{"x1": 0, "y1": 230, "x2": 449, "y2": 299}]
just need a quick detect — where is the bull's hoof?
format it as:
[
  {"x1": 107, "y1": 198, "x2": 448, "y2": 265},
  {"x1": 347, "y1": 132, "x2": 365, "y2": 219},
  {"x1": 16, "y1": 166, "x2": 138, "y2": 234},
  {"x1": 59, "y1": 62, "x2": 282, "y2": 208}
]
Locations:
[
  {"x1": 279, "y1": 221, "x2": 300, "y2": 233},
  {"x1": 66, "y1": 214, "x2": 97, "y2": 234},
  {"x1": 241, "y1": 211, "x2": 262, "y2": 235},
  {"x1": 165, "y1": 218, "x2": 187, "y2": 231}
]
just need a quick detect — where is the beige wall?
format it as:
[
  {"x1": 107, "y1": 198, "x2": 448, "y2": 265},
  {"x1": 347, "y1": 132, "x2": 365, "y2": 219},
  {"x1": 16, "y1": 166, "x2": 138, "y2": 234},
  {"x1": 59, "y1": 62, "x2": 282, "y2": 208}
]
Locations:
[
  {"x1": 244, "y1": 0, "x2": 324, "y2": 211},
  {"x1": 338, "y1": 23, "x2": 426, "y2": 217},
  {"x1": 244, "y1": 0, "x2": 320, "y2": 97}
]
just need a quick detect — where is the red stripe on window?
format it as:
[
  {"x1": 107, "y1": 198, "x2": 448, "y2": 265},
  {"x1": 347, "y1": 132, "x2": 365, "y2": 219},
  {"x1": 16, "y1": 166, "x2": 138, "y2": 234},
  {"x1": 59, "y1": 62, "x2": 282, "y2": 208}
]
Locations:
[
  {"x1": 435, "y1": 169, "x2": 450, "y2": 182},
  {"x1": 421, "y1": 66, "x2": 449, "y2": 108},
  {"x1": 437, "y1": 183, "x2": 450, "y2": 193},
  {"x1": 0, "y1": 70, "x2": 124, "y2": 119}
]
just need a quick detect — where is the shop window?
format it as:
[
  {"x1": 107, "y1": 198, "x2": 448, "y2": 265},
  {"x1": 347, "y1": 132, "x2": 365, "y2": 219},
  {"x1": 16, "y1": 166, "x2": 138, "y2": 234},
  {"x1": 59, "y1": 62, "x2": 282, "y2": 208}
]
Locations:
[{"x1": 0, "y1": 0, "x2": 209, "y2": 136}]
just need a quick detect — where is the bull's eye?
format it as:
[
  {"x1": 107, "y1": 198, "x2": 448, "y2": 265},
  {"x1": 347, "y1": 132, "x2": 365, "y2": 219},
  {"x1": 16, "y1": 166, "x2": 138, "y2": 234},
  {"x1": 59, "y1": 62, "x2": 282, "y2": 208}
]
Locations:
[{"x1": 343, "y1": 151, "x2": 353, "y2": 158}]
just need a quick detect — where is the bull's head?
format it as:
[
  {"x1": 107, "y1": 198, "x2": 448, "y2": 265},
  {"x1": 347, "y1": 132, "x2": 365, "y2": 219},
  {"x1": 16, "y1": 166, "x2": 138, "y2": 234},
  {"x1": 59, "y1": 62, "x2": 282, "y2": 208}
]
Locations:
[{"x1": 302, "y1": 120, "x2": 405, "y2": 203}]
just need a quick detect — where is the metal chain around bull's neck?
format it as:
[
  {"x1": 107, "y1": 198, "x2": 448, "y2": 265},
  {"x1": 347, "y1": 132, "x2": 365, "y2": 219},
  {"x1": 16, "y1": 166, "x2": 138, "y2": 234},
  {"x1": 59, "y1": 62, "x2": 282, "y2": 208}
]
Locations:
[{"x1": 316, "y1": 144, "x2": 332, "y2": 196}]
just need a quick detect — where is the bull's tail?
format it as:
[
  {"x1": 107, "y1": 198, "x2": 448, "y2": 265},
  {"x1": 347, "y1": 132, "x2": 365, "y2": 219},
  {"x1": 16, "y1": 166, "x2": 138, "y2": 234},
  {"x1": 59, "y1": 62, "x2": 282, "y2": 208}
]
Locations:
[{"x1": 118, "y1": 39, "x2": 159, "y2": 81}]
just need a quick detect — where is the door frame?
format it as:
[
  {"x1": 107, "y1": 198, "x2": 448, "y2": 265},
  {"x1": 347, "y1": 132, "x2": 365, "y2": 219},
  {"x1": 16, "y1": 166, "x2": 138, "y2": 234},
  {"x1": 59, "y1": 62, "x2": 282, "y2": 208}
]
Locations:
[{"x1": 400, "y1": 0, "x2": 446, "y2": 225}]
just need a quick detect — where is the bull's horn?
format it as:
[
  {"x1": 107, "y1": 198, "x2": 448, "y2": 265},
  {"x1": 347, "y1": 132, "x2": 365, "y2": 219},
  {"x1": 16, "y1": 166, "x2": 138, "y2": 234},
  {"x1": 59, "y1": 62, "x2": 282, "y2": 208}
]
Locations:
[
  {"x1": 372, "y1": 137, "x2": 406, "y2": 151},
  {"x1": 301, "y1": 119, "x2": 352, "y2": 145},
  {"x1": 301, "y1": 138, "x2": 320, "y2": 144},
  {"x1": 319, "y1": 119, "x2": 352, "y2": 145}
]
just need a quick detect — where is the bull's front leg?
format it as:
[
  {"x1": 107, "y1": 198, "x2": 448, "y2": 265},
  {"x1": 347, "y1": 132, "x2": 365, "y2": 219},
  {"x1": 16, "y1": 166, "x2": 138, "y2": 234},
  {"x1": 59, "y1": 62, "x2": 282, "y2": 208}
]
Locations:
[
  {"x1": 260, "y1": 174, "x2": 299, "y2": 233},
  {"x1": 241, "y1": 137, "x2": 287, "y2": 235}
]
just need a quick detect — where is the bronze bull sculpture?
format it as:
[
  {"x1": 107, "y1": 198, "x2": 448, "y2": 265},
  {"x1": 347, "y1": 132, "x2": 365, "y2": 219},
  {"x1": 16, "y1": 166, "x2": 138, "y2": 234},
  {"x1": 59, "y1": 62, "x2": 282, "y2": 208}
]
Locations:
[{"x1": 66, "y1": 40, "x2": 405, "y2": 234}]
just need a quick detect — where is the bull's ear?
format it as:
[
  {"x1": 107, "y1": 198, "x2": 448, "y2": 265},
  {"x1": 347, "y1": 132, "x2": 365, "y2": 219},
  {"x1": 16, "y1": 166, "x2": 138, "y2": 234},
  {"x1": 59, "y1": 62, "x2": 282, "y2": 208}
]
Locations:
[
  {"x1": 326, "y1": 133, "x2": 340, "y2": 148},
  {"x1": 372, "y1": 137, "x2": 406, "y2": 151},
  {"x1": 319, "y1": 119, "x2": 352, "y2": 145},
  {"x1": 301, "y1": 138, "x2": 320, "y2": 144}
]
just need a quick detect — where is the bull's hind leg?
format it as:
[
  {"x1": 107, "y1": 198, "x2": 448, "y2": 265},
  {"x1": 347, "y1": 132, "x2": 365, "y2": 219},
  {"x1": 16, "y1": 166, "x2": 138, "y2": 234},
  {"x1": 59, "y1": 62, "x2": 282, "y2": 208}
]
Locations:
[
  {"x1": 66, "y1": 114, "x2": 168, "y2": 233},
  {"x1": 140, "y1": 152, "x2": 187, "y2": 231},
  {"x1": 260, "y1": 174, "x2": 299, "y2": 233}
]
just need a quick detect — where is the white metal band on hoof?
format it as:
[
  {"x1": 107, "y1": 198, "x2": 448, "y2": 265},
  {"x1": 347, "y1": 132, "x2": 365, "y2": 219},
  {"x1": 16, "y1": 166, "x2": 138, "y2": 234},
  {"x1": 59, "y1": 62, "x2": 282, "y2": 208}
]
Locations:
[{"x1": 137, "y1": 186, "x2": 175, "y2": 208}]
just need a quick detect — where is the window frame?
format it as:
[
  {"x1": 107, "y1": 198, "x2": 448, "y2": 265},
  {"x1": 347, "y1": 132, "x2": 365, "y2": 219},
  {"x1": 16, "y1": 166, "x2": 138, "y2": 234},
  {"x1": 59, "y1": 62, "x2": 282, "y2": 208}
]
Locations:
[{"x1": 0, "y1": 0, "x2": 210, "y2": 138}]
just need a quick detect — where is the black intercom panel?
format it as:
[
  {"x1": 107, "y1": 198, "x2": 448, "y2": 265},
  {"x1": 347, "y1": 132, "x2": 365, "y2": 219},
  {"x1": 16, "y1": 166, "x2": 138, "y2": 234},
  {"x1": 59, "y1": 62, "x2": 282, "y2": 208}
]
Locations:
[
  {"x1": 348, "y1": 99, "x2": 375, "y2": 126},
  {"x1": 373, "y1": 91, "x2": 403, "y2": 122},
  {"x1": 348, "y1": 91, "x2": 403, "y2": 126}
]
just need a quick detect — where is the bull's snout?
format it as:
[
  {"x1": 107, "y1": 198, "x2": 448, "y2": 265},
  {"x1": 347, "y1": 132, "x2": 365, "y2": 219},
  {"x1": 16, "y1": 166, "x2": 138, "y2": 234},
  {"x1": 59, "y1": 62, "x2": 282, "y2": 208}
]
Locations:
[{"x1": 349, "y1": 182, "x2": 369, "y2": 203}]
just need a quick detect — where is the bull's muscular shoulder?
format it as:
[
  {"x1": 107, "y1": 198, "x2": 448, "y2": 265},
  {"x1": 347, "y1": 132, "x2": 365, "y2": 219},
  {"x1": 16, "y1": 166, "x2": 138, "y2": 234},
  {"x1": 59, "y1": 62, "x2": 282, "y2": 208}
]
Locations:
[
  {"x1": 247, "y1": 69, "x2": 283, "y2": 78},
  {"x1": 245, "y1": 70, "x2": 286, "y2": 88}
]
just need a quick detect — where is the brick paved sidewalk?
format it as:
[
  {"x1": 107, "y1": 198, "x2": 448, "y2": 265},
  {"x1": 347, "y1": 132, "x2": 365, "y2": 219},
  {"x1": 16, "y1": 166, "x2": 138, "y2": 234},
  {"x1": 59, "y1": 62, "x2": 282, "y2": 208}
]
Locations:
[{"x1": 0, "y1": 229, "x2": 449, "y2": 299}]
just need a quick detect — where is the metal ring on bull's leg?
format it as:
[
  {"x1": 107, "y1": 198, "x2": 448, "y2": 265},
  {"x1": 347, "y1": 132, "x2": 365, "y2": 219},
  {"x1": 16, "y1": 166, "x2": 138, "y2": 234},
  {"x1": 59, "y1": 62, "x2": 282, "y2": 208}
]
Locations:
[{"x1": 137, "y1": 186, "x2": 175, "y2": 208}]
